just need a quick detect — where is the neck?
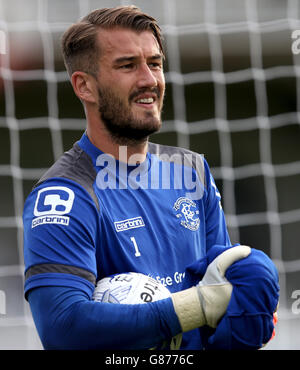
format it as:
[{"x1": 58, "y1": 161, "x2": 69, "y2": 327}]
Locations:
[{"x1": 86, "y1": 111, "x2": 148, "y2": 165}]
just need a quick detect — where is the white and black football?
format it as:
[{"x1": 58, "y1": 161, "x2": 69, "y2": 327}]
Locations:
[{"x1": 92, "y1": 272, "x2": 171, "y2": 304}]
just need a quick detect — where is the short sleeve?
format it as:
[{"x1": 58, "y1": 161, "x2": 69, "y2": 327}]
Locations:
[{"x1": 23, "y1": 177, "x2": 99, "y2": 299}]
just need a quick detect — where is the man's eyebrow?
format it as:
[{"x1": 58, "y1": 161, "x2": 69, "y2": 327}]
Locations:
[
  {"x1": 113, "y1": 53, "x2": 163, "y2": 64},
  {"x1": 113, "y1": 56, "x2": 137, "y2": 64},
  {"x1": 149, "y1": 53, "x2": 163, "y2": 61}
]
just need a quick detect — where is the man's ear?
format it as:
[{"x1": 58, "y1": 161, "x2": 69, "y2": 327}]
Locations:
[{"x1": 71, "y1": 71, "x2": 97, "y2": 104}]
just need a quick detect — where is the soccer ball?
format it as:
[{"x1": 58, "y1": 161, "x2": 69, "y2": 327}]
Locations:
[
  {"x1": 92, "y1": 272, "x2": 171, "y2": 304},
  {"x1": 92, "y1": 272, "x2": 182, "y2": 350}
]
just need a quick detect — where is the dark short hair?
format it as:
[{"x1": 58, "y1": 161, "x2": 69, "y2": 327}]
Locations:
[{"x1": 61, "y1": 5, "x2": 164, "y2": 77}]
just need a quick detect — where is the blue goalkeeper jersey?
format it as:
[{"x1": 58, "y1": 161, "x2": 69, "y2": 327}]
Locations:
[{"x1": 23, "y1": 132, "x2": 231, "y2": 349}]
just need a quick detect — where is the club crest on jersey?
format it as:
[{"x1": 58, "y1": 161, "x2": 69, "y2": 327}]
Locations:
[{"x1": 173, "y1": 197, "x2": 200, "y2": 231}]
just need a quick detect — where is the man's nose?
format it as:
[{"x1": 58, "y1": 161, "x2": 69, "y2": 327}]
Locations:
[{"x1": 136, "y1": 63, "x2": 157, "y2": 88}]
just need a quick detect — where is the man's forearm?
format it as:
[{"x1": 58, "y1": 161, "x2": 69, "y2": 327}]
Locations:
[{"x1": 28, "y1": 286, "x2": 181, "y2": 350}]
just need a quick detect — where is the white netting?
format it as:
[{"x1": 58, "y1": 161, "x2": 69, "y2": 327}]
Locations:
[{"x1": 0, "y1": 0, "x2": 300, "y2": 349}]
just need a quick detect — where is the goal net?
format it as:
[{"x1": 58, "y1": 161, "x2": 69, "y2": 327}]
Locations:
[{"x1": 0, "y1": 0, "x2": 300, "y2": 349}]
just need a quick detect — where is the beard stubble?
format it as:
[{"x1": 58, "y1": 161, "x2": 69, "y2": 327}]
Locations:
[{"x1": 97, "y1": 85, "x2": 163, "y2": 146}]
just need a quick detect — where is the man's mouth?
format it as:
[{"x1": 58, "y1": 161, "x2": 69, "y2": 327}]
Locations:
[
  {"x1": 130, "y1": 88, "x2": 160, "y2": 107},
  {"x1": 135, "y1": 97, "x2": 155, "y2": 104}
]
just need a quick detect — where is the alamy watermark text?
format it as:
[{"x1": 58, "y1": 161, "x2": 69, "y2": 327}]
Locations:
[
  {"x1": 0, "y1": 290, "x2": 6, "y2": 315},
  {"x1": 0, "y1": 30, "x2": 6, "y2": 55},
  {"x1": 291, "y1": 290, "x2": 300, "y2": 314},
  {"x1": 291, "y1": 30, "x2": 300, "y2": 55}
]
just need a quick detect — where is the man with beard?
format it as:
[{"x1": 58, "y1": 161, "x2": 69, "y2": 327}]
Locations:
[{"x1": 22, "y1": 6, "x2": 277, "y2": 350}]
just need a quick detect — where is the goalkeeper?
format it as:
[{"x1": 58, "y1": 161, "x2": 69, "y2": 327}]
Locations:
[{"x1": 23, "y1": 6, "x2": 279, "y2": 350}]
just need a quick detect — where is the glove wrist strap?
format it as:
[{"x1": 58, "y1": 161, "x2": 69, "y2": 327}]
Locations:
[{"x1": 171, "y1": 286, "x2": 206, "y2": 332}]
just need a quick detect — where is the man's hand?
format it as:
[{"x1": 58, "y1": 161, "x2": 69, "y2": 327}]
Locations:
[{"x1": 172, "y1": 245, "x2": 251, "y2": 332}]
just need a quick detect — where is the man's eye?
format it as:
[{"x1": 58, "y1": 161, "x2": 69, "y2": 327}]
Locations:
[
  {"x1": 149, "y1": 63, "x2": 162, "y2": 70},
  {"x1": 120, "y1": 63, "x2": 134, "y2": 69}
]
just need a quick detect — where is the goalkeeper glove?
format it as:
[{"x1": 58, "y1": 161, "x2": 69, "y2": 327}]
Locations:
[{"x1": 171, "y1": 245, "x2": 251, "y2": 331}]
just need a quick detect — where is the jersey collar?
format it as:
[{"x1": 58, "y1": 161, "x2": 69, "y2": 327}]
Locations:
[{"x1": 77, "y1": 131, "x2": 151, "y2": 173}]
